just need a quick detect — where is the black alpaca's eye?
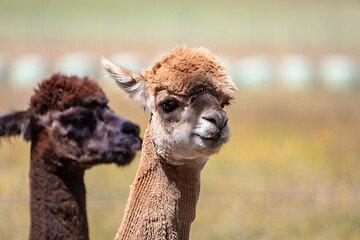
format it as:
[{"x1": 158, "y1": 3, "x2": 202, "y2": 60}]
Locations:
[
  {"x1": 61, "y1": 113, "x2": 95, "y2": 129},
  {"x1": 67, "y1": 115, "x2": 88, "y2": 128},
  {"x1": 161, "y1": 101, "x2": 179, "y2": 113},
  {"x1": 74, "y1": 116, "x2": 88, "y2": 128}
]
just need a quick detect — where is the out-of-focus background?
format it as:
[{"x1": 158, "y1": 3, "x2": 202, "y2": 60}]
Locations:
[{"x1": 1, "y1": 0, "x2": 360, "y2": 239}]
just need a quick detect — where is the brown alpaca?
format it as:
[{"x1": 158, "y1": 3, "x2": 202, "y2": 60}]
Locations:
[
  {"x1": 0, "y1": 74, "x2": 142, "y2": 240},
  {"x1": 103, "y1": 47, "x2": 236, "y2": 240}
]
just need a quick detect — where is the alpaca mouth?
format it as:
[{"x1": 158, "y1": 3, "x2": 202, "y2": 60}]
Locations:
[
  {"x1": 113, "y1": 150, "x2": 137, "y2": 165},
  {"x1": 194, "y1": 133, "x2": 222, "y2": 142},
  {"x1": 192, "y1": 132, "x2": 229, "y2": 153},
  {"x1": 200, "y1": 134, "x2": 221, "y2": 141}
]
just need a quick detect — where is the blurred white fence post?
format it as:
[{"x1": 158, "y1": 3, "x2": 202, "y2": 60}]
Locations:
[
  {"x1": 109, "y1": 52, "x2": 144, "y2": 73},
  {"x1": 233, "y1": 55, "x2": 273, "y2": 90},
  {"x1": 10, "y1": 54, "x2": 48, "y2": 88},
  {"x1": 320, "y1": 55, "x2": 358, "y2": 91},
  {"x1": 54, "y1": 52, "x2": 96, "y2": 78},
  {"x1": 277, "y1": 55, "x2": 314, "y2": 90}
]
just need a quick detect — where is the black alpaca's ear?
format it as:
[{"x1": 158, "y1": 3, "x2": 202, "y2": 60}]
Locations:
[{"x1": 0, "y1": 111, "x2": 32, "y2": 141}]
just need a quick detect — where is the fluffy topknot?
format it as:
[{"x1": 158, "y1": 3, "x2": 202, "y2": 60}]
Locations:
[
  {"x1": 30, "y1": 74, "x2": 108, "y2": 114},
  {"x1": 142, "y1": 47, "x2": 236, "y2": 98}
]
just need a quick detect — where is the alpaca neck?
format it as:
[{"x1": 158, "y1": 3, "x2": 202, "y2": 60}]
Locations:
[
  {"x1": 29, "y1": 131, "x2": 88, "y2": 240},
  {"x1": 115, "y1": 124, "x2": 207, "y2": 240}
]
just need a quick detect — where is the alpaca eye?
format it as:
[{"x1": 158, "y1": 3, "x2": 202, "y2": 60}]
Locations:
[
  {"x1": 62, "y1": 114, "x2": 94, "y2": 129},
  {"x1": 221, "y1": 101, "x2": 230, "y2": 109},
  {"x1": 73, "y1": 116, "x2": 88, "y2": 128},
  {"x1": 68, "y1": 116, "x2": 88, "y2": 128},
  {"x1": 161, "y1": 101, "x2": 179, "y2": 113}
]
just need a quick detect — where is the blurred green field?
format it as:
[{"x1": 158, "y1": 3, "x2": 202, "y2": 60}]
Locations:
[
  {"x1": 0, "y1": 87, "x2": 359, "y2": 239},
  {"x1": 1, "y1": 0, "x2": 360, "y2": 54}
]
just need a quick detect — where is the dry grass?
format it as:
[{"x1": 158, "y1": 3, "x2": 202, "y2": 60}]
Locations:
[{"x1": 0, "y1": 87, "x2": 359, "y2": 239}]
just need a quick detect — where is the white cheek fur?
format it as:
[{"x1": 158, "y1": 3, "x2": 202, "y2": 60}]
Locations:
[{"x1": 172, "y1": 124, "x2": 191, "y2": 145}]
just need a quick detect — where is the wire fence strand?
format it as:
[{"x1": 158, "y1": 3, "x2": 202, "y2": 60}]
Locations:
[{"x1": 1, "y1": 189, "x2": 360, "y2": 203}]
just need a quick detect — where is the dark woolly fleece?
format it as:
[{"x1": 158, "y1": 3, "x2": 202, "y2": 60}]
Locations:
[{"x1": 30, "y1": 74, "x2": 108, "y2": 114}]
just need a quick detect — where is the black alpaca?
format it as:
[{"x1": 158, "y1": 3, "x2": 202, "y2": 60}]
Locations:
[{"x1": 0, "y1": 74, "x2": 142, "y2": 240}]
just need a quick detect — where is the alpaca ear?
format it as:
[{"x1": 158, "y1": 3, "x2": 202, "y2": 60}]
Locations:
[
  {"x1": 0, "y1": 111, "x2": 32, "y2": 141},
  {"x1": 102, "y1": 58, "x2": 149, "y2": 109}
]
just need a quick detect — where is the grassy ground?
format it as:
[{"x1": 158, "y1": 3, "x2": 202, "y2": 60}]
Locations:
[{"x1": 0, "y1": 87, "x2": 359, "y2": 239}]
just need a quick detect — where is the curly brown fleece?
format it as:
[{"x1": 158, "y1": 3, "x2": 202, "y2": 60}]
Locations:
[{"x1": 30, "y1": 74, "x2": 108, "y2": 114}]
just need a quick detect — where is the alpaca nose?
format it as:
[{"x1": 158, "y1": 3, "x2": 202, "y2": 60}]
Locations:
[
  {"x1": 202, "y1": 109, "x2": 228, "y2": 130},
  {"x1": 121, "y1": 121, "x2": 140, "y2": 136}
]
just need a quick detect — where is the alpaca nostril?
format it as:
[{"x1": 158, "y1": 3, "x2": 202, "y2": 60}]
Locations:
[
  {"x1": 121, "y1": 121, "x2": 140, "y2": 136},
  {"x1": 202, "y1": 117, "x2": 217, "y2": 126},
  {"x1": 221, "y1": 119, "x2": 228, "y2": 130},
  {"x1": 202, "y1": 110, "x2": 228, "y2": 129},
  {"x1": 217, "y1": 117, "x2": 228, "y2": 130}
]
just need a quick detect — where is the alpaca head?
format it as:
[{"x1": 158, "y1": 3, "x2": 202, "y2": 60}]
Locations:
[
  {"x1": 0, "y1": 74, "x2": 142, "y2": 169},
  {"x1": 103, "y1": 47, "x2": 236, "y2": 164}
]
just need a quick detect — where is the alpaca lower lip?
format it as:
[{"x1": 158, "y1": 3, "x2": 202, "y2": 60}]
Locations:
[
  {"x1": 205, "y1": 135, "x2": 220, "y2": 141},
  {"x1": 194, "y1": 134, "x2": 220, "y2": 141}
]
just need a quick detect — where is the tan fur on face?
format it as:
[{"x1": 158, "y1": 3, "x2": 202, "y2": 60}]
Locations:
[
  {"x1": 102, "y1": 46, "x2": 237, "y2": 161},
  {"x1": 142, "y1": 47, "x2": 237, "y2": 99}
]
